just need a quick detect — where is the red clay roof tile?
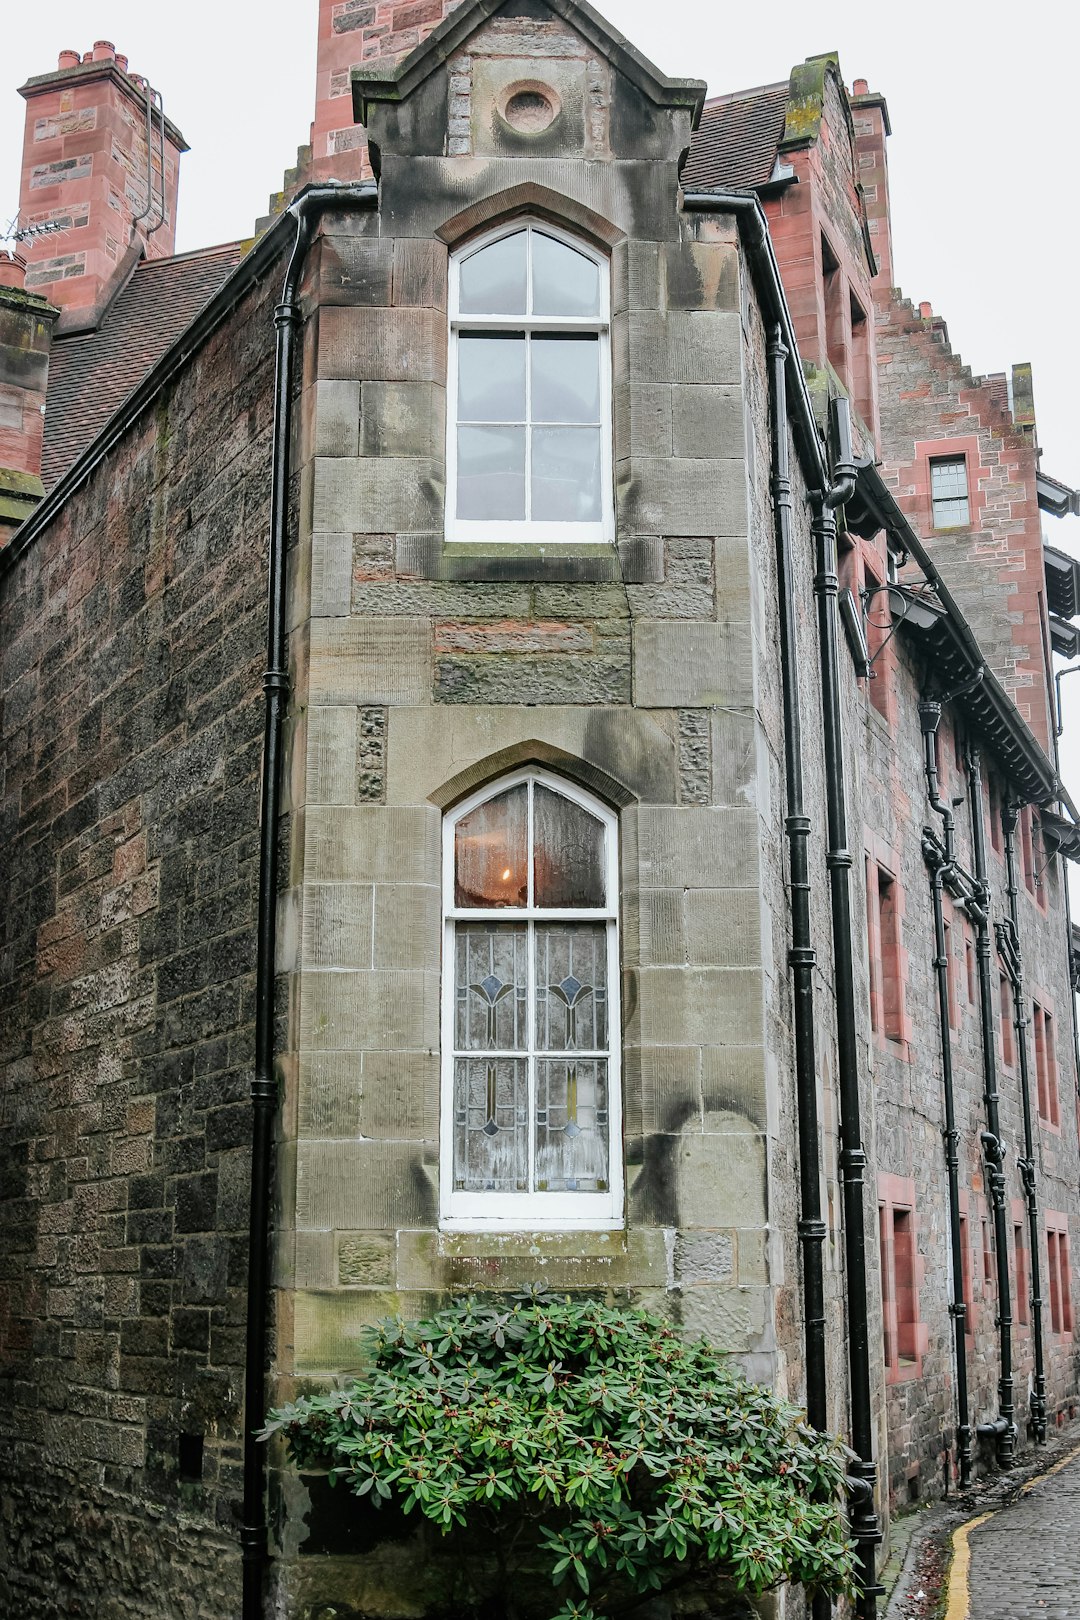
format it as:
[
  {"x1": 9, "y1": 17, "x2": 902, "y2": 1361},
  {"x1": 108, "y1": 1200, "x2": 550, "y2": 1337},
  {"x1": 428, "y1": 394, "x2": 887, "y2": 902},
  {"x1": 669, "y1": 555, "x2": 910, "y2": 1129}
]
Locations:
[{"x1": 42, "y1": 241, "x2": 245, "y2": 490}]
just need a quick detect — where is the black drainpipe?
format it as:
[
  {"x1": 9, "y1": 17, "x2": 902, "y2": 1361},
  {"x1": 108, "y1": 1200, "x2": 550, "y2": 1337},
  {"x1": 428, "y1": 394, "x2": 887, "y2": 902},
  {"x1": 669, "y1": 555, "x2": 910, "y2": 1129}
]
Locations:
[
  {"x1": 242, "y1": 180, "x2": 377, "y2": 1620},
  {"x1": 1000, "y1": 802, "x2": 1048, "y2": 1443},
  {"x1": 767, "y1": 325, "x2": 831, "y2": 1620},
  {"x1": 811, "y1": 398, "x2": 882, "y2": 1617},
  {"x1": 964, "y1": 747, "x2": 1017, "y2": 1467},
  {"x1": 918, "y1": 696, "x2": 973, "y2": 1489}
]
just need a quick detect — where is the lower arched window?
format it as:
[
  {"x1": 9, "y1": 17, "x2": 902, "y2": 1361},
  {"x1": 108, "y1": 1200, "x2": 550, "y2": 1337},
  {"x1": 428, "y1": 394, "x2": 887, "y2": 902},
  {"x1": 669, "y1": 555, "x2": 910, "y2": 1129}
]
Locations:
[{"x1": 440, "y1": 769, "x2": 622, "y2": 1229}]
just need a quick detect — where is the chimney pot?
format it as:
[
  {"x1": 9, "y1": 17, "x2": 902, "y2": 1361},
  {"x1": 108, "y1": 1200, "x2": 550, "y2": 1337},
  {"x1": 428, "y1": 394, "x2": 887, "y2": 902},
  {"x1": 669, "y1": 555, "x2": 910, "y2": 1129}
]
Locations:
[
  {"x1": 92, "y1": 41, "x2": 116, "y2": 61},
  {"x1": 82, "y1": 52, "x2": 94, "y2": 63},
  {"x1": 852, "y1": 78, "x2": 869, "y2": 96},
  {"x1": 58, "y1": 49, "x2": 81, "y2": 69},
  {"x1": 115, "y1": 53, "x2": 129, "y2": 73},
  {"x1": 0, "y1": 251, "x2": 28, "y2": 290},
  {"x1": 919, "y1": 300, "x2": 933, "y2": 319}
]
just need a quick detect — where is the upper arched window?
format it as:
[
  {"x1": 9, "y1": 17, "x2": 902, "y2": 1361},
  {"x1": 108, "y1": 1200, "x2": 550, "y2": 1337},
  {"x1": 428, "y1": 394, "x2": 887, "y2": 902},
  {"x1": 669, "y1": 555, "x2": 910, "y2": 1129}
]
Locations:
[
  {"x1": 440, "y1": 769, "x2": 622, "y2": 1228},
  {"x1": 446, "y1": 222, "x2": 613, "y2": 544}
]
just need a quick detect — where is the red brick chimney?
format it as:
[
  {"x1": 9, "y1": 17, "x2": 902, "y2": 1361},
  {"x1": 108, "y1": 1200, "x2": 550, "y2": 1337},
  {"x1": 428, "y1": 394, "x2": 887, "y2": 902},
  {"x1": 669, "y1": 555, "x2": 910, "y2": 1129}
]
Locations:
[
  {"x1": 0, "y1": 251, "x2": 59, "y2": 543},
  {"x1": 308, "y1": 0, "x2": 463, "y2": 182},
  {"x1": 16, "y1": 43, "x2": 188, "y2": 323},
  {"x1": 849, "y1": 78, "x2": 894, "y2": 292}
]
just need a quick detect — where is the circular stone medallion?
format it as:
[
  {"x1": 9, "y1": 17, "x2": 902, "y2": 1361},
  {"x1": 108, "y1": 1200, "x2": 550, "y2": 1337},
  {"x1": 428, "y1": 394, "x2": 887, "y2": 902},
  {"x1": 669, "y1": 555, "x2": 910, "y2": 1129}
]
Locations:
[{"x1": 499, "y1": 81, "x2": 560, "y2": 135}]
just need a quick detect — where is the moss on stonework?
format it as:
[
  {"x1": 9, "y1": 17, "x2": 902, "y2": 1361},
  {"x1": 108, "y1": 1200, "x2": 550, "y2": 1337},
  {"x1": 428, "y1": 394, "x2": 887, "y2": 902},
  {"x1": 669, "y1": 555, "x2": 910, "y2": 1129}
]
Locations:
[
  {"x1": 0, "y1": 284, "x2": 58, "y2": 317},
  {"x1": 780, "y1": 53, "x2": 841, "y2": 147},
  {"x1": 0, "y1": 467, "x2": 45, "y2": 497},
  {"x1": 0, "y1": 467, "x2": 44, "y2": 525}
]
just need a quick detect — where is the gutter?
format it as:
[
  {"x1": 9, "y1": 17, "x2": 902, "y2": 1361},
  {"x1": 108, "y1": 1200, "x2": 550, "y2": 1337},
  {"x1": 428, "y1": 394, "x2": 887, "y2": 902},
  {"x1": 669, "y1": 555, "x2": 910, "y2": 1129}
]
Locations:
[{"x1": 242, "y1": 180, "x2": 378, "y2": 1620}]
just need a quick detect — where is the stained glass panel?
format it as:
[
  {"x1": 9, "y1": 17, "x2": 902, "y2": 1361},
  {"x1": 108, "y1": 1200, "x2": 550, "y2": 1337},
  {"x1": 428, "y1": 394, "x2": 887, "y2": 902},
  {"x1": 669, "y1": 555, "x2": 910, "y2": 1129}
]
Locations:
[
  {"x1": 455, "y1": 784, "x2": 528, "y2": 907},
  {"x1": 454, "y1": 1057, "x2": 528, "y2": 1190},
  {"x1": 535, "y1": 1059, "x2": 609, "y2": 1191},
  {"x1": 455, "y1": 924, "x2": 528, "y2": 1052},
  {"x1": 534, "y1": 785, "x2": 606, "y2": 908},
  {"x1": 535, "y1": 923, "x2": 607, "y2": 1052}
]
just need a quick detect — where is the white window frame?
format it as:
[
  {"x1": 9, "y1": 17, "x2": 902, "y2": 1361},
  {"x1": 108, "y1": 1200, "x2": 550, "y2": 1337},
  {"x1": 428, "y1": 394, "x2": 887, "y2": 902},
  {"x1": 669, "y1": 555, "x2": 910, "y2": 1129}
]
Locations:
[
  {"x1": 929, "y1": 454, "x2": 971, "y2": 530},
  {"x1": 445, "y1": 220, "x2": 614, "y2": 546},
  {"x1": 440, "y1": 767, "x2": 623, "y2": 1230}
]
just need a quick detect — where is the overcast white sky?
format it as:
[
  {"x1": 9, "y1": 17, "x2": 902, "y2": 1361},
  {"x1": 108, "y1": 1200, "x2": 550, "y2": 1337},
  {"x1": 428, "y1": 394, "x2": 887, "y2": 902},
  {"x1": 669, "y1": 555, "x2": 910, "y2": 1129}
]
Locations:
[{"x1": 3, "y1": 0, "x2": 1080, "y2": 781}]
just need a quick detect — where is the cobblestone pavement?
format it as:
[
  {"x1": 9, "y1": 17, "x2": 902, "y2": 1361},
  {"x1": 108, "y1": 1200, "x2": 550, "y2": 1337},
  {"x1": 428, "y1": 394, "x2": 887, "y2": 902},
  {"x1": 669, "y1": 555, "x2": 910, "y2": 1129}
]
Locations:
[{"x1": 966, "y1": 1449, "x2": 1080, "y2": 1618}]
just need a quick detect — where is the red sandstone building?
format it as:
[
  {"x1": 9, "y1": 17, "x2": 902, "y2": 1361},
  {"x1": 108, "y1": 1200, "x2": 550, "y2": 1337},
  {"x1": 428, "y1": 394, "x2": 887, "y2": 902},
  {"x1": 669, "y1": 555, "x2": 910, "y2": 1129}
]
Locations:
[{"x1": 2, "y1": 4, "x2": 1079, "y2": 1618}]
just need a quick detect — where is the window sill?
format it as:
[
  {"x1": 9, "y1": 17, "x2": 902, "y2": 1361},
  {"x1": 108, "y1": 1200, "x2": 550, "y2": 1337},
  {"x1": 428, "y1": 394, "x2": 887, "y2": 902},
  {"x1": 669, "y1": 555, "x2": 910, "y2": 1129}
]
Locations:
[{"x1": 398, "y1": 533, "x2": 663, "y2": 583}]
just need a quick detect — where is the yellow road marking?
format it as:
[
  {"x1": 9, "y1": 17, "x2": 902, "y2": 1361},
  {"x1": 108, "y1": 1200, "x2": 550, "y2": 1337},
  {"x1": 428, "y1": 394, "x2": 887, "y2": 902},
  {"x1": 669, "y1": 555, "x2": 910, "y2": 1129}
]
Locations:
[
  {"x1": 944, "y1": 1511, "x2": 992, "y2": 1620},
  {"x1": 942, "y1": 1441, "x2": 1080, "y2": 1620}
]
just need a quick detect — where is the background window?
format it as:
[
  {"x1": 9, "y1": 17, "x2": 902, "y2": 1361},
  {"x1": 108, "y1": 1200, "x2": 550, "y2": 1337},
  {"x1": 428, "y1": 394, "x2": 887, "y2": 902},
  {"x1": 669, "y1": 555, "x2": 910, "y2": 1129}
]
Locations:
[
  {"x1": 441, "y1": 771, "x2": 622, "y2": 1228},
  {"x1": 447, "y1": 223, "x2": 612, "y2": 543},
  {"x1": 1033, "y1": 1001, "x2": 1060, "y2": 1127},
  {"x1": 930, "y1": 455, "x2": 970, "y2": 528},
  {"x1": 880, "y1": 1197, "x2": 921, "y2": 1379},
  {"x1": 1046, "y1": 1219, "x2": 1073, "y2": 1335}
]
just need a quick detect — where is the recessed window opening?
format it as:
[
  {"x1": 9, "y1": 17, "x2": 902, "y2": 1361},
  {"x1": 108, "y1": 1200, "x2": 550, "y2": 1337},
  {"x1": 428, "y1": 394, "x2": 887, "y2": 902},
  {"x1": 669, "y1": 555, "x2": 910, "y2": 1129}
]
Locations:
[
  {"x1": 178, "y1": 1432, "x2": 204, "y2": 1482},
  {"x1": 849, "y1": 289, "x2": 873, "y2": 428},
  {"x1": 1034, "y1": 1002, "x2": 1059, "y2": 1127},
  {"x1": 1047, "y1": 1222, "x2": 1073, "y2": 1335},
  {"x1": 880, "y1": 1202, "x2": 919, "y2": 1376},
  {"x1": 1020, "y1": 807, "x2": 1036, "y2": 894},
  {"x1": 981, "y1": 1216, "x2": 994, "y2": 1288},
  {"x1": 821, "y1": 233, "x2": 847, "y2": 381},
  {"x1": 930, "y1": 455, "x2": 970, "y2": 529},
  {"x1": 959, "y1": 1209, "x2": 974, "y2": 1340},
  {"x1": 877, "y1": 867, "x2": 904, "y2": 1042},
  {"x1": 1000, "y1": 973, "x2": 1015, "y2": 1068},
  {"x1": 447, "y1": 222, "x2": 613, "y2": 544},
  {"x1": 863, "y1": 562, "x2": 891, "y2": 719},
  {"x1": 1014, "y1": 1223, "x2": 1029, "y2": 1326},
  {"x1": 987, "y1": 773, "x2": 1004, "y2": 856},
  {"x1": 440, "y1": 769, "x2": 622, "y2": 1229}
]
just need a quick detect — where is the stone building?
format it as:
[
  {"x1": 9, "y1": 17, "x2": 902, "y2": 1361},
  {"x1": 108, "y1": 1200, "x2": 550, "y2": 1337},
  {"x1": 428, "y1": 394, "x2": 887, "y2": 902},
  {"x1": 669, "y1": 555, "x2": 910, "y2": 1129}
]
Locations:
[{"x1": 1, "y1": 3, "x2": 1078, "y2": 1618}]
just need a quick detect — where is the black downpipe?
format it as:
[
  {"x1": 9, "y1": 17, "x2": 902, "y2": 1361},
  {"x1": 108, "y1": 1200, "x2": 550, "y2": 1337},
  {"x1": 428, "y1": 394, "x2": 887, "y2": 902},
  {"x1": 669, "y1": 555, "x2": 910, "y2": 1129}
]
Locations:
[
  {"x1": 918, "y1": 698, "x2": 973, "y2": 1489},
  {"x1": 243, "y1": 182, "x2": 376, "y2": 1620},
  {"x1": 811, "y1": 398, "x2": 882, "y2": 1615},
  {"x1": 964, "y1": 748, "x2": 1017, "y2": 1467},
  {"x1": 767, "y1": 327, "x2": 831, "y2": 1620},
  {"x1": 1000, "y1": 804, "x2": 1048, "y2": 1443}
]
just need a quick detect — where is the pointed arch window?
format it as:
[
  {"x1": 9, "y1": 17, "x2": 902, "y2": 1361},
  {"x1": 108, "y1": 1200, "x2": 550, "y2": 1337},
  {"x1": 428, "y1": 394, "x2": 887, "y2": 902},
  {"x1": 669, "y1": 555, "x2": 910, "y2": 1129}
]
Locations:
[
  {"x1": 446, "y1": 221, "x2": 613, "y2": 543},
  {"x1": 441, "y1": 770, "x2": 622, "y2": 1228}
]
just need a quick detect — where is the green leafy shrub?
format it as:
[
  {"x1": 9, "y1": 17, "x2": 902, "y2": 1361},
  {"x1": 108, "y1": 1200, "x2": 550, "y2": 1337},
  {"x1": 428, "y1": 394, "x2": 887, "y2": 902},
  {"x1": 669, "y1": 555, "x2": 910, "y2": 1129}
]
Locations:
[{"x1": 262, "y1": 1294, "x2": 856, "y2": 1620}]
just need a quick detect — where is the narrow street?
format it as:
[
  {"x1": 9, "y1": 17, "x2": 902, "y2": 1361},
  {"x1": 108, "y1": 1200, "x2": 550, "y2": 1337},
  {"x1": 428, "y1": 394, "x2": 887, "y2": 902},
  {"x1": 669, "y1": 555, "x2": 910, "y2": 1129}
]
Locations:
[{"x1": 961, "y1": 1449, "x2": 1080, "y2": 1619}]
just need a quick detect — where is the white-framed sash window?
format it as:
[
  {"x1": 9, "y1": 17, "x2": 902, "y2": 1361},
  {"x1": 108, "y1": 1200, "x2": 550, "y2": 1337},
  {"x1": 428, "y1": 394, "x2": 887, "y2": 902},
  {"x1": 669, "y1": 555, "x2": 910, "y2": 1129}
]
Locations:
[
  {"x1": 440, "y1": 769, "x2": 623, "y2": 1229},
  {"x1": 446, "y1": 221, "x2": 614, "y2": 544}
]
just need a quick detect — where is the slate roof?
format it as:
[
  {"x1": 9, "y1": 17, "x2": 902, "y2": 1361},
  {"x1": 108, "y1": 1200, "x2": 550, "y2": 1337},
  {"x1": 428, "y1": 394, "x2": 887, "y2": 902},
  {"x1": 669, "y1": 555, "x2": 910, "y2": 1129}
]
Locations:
[
  {"x1": 682, "y1": 84, "x2": 789, "y2": 192},
  {"x1": 41, "y1": 241, "x2": 246, "y2": 490}
]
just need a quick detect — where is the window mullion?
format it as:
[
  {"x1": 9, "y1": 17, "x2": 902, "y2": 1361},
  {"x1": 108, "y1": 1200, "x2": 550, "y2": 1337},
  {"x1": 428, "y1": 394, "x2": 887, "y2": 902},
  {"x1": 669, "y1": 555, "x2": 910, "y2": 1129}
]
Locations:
[
  {"x1": 524, "y1": 331, "x2": 533, "y2": 523},
  {"x1": 527, "y1": 918, "x2": 537, "y2": 1196}
]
